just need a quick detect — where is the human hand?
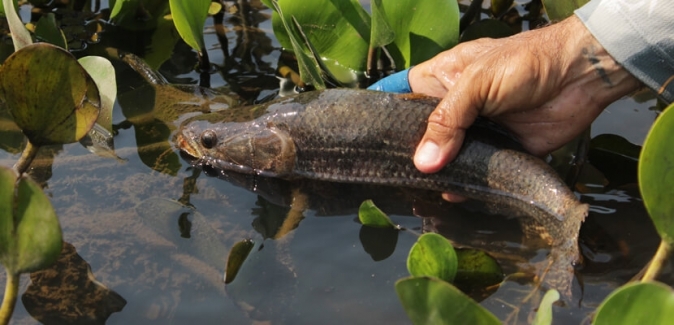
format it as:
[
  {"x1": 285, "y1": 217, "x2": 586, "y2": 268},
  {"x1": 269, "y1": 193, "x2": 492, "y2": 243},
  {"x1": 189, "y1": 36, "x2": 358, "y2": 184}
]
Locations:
[{"x1": 377, "y1": 16, "x2": 641, "y2": 174}]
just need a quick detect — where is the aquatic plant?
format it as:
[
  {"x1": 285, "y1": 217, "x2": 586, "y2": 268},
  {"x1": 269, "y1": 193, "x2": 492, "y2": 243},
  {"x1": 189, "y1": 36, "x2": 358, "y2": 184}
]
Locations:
[{"x1": 0, "y1": 1, "x2": 115, "y2": 322}]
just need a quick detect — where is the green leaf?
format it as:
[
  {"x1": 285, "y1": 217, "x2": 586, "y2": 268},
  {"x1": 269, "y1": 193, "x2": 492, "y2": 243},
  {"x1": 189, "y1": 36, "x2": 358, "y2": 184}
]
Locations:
[
  {"x1": 78, "y1": 56, "x2": 117, "y2": 135},
  {"x1": 407, "y1": 233, "x2": 457, "y2": 283},
  {"x1": 0, "y1": 43, "x2": 101, "y2": 145},
  {"x1": 34, "y1": 13, "x2": 67, "y2": 49},
  {"x1": 0, "y1": 0, "x2": 17, "y2": 18},
  {"x1": 169, "y1": 0, "x2": 210, "y2": 53},
  {"x1": 272, "y1": 0, "x2": 370, "y2": 86},
  {"x1": 542, "y1": 0, "x2": 589, "y2": 21},
  {"x1": 395, "y1": 276, "x2": 501, "y2": 325},
  {"x1": 0, "y1": 166, "x2": 62, "y2": 274},
  {"x1": 382, "y1": 0, "x2": 459, "y2": 68},
  {"x1": 224, "y1": 239, "x2": 255, "y2": 284},
  {"x1": 370, "y1": 0, "x2": 395, "y2": 48},
  {"x1": 358, "y1": 199, "x2": 397, "y2": 228},
  {"x1": 594, "y1": 282, "x2": 674, "y2": 325},
  {"x1": 455, "y1": 248, "x2": 503, "y2": 288},
  {"x1": 533, "y1": 289, "x2": 559, "y2": 325},
  {"x1": 271, "y1": 0, "x2": 326, "y2": 89},
  {"x1": 639, "y1": 103, "x2": 674, "y2": 242},
  {"x1": 2, "y1": 0, "x2": 32, "y2": 50}
]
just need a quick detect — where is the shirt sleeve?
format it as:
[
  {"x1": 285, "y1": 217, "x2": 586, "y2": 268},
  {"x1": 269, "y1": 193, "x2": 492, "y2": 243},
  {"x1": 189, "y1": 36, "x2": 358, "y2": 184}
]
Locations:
[{"x1": 575, "y1": 1, "x2": 674, "y2": 103}]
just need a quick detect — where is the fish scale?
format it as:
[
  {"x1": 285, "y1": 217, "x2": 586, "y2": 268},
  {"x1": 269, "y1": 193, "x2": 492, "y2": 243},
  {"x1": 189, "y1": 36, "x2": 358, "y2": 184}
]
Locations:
[{"x1": 176, "y1": 88, "x2": 588, "y2": 297}]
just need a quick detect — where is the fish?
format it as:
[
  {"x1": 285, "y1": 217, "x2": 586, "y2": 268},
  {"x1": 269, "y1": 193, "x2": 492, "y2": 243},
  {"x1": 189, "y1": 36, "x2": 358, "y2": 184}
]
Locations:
[{"x1": 175, "y1": 88, "x2": 588, "y2": 297}]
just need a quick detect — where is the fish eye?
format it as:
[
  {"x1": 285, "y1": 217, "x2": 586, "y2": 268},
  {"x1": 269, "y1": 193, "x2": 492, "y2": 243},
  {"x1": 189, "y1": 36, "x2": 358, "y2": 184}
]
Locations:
[{"x1": 200, "y1": 130, "x2": 217, "y2": 149}]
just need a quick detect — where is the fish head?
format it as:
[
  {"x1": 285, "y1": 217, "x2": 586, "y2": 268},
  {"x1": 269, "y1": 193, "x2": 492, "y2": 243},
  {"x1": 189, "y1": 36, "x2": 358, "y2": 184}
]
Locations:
[{"x1": 176, "y1": 113, "x2": 296, "y2": 177}]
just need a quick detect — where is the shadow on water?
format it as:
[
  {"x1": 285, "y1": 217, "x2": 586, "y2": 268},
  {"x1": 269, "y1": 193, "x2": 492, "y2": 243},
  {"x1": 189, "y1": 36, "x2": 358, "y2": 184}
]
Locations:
[{"x1": 0, "y1": 0, "x2": 665, "y2": 324}]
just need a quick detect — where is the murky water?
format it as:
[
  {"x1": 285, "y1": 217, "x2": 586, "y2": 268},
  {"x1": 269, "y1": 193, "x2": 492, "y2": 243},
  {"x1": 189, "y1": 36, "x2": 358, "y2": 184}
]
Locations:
[{"x1": 0, "y1": 2, "x2": 666, "y2": 324}]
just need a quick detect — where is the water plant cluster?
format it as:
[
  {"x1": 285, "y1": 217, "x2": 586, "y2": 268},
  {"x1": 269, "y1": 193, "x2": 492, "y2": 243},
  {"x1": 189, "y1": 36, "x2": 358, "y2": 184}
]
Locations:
[{"x1": 0, "y1": 0, "x2": 672, "y2": 324}]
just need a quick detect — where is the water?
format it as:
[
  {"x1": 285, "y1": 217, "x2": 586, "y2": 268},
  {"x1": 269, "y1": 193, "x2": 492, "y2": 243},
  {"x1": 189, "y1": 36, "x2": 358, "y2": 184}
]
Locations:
[{"x1": 0, "y1": 1, "x2": 665, "y2": 324}]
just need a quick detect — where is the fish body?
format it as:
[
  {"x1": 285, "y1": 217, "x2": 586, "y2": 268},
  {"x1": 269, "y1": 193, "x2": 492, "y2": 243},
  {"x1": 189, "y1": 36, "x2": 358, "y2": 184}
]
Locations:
[{"x1": 176, "y1": 89, "x2": 587, "y2": 294}]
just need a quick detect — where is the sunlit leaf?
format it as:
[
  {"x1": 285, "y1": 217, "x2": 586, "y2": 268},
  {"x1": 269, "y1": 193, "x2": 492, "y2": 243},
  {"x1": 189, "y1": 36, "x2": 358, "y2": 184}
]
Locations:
[
  {"x1": 639, "y1": 103, "x2": 674, "y2": 242},
  {"x1": 2, "y1": 0, "x2": 32, "y2": 50},
  {"x1": 0, "y1": 43, "x2": 100, "y2": 145},
  {"x1": 455, "y1": 248, "x2": 503, "y2": 288},
  {"x1": 533, "y1": 289, "x2": 559, "y2": 325},
  {"x1": 224, "y1": 239, "x2": 255, "y2": 284},
  {"x1": 542, "y1": 0, "x2": 589, "y2": 21},
  {"x1": 34, "y1": 13, "x2": 67, "y2": 49},
  {"x1": 358, "y1": 199, "x2": 397, "y2": 228},
  {"x1": 208, "y1": 2, "x2": 222, "y2": 15},
  {"x1": 396, "y1": 276, "x2": 500, "y2": 325},
  {"x1": 407, "y1": 233, "x2": 457, "y2": 283},
  {"x1": 169, "y1": 0, "x2": 210, "y2": 53},
  {"x1": 79, "y1": 56, "x2": 117, "y2": 135},
  {"x1": 0, "y1": 166, "x2": 62, "y2": 274},
  {"x1": 272, "y1": 0, "x2": 369, "y2": 86},
  {"x1": 271, "y1": 0, "x2": 325, "y2": 89},
  {"x1": 382, "y1": 0, "x2": 459, "y2": 68},
  {"x1": 594, "y1": 282, "x2": 674, "y2": 325}
]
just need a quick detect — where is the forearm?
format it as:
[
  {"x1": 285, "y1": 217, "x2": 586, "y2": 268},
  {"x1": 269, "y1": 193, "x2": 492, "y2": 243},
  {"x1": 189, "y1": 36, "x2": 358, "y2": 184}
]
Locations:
[{"x1": 576, "y1": 0, "x2": 674, "y2": 103}]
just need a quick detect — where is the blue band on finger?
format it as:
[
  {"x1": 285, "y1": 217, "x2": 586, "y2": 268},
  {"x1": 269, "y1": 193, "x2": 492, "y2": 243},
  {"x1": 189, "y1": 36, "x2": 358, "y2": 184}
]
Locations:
[{"x1": 367, "y1": 68, "x2": 413, "y2": 93}]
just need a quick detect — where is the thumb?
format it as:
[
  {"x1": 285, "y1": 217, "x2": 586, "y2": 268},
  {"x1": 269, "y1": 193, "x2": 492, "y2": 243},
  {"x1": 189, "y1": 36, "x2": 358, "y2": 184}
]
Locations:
[{"x1": 414, "y1": 84, "x2": 482, "y2": 173}]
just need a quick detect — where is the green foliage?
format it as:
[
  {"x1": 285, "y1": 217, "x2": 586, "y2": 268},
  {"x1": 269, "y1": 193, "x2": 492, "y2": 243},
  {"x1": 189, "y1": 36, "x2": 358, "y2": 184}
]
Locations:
[
  {"x1": 395, "y1": 276, "x2": 501, "y2": 325},
  {"x1": 0, "y1": 0, "x2": 17, "y2": 18},
  {"x1": 379, "y1": 0, "x2": 459, "y2": 68},
  {"x1": 272, "y1": 0, "x2": 369, "y2": 86},
  {"x1": 369, "y1": 0, "x2": 395, "y2": 48},
  {"x1": 0, "y1": 43, "x2": 101, "y2": 145},
  {"x1": 34, "y1": 13, "x2": 67, "y2": 49},
  {"x1": 225, "y1": 239, "x2": 255, "y2": 284},
  {"x1": 169, "y1": 0, "x2": 211, "y2": 53},
  {"x1": 594, "y1": 282, "x2": 674, "y2": 325},
  {"x1": 358, "y1": 199, "x2": 398, "y2": 228},
  {"x1": 269, "y1": 0, "x2": 459, "y2": 85},
  {"x1": 0, "y1": 167, "x2": 62, "y2": 275},
  {"x1": 533, "y1": 289, "x2": 559, "y2": 325},
  {"x1": 639, "y1": 103, "x2": 674, "y2": 242},
  {"x1": 407, "y1": 233, "x2": 457, "y2": 283},
  {"x1": 542, "y1": 0, "x2": 589, "y2": 21}
]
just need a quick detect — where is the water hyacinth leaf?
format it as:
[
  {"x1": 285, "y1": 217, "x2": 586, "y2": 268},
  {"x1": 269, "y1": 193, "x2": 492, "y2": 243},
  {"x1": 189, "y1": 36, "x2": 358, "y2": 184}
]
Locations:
[
  {"x1": 455, "y1": 248, "x2": 503, "y2": 288},
  {"x1": 407, "y1": 233, "x2": 457, "y2": 283},
  {"x1": 533, "y1": 289, "x2": 559, "y2": 325},
  {"x1": 381, "y1": 0, "x2": 459, "y2": 68},
  {"x1": 358, "y1": 199, "x2": 397, "y2": 228},
  {"x1": 2, "y1": 0, "x2": 32, "y2": 50},
  {"x1": 370, "y1": 0, "x2": 395, "y2": 48},
  {"x1": 639, "y1": 103, "x2": 674, "y2": 242},
  {"x1": 271, "y1": 1, "x2": 325, "y2": 89},
  {"x1": 359, "y1": 225, "x2": 398, "y2": 261},
  {"x1": 79, "y1": 56, "x2": 117, "y2": 135},
  {"x1": 208, "y1": 2, "x2": 222, "y2": 15},
  {"x1": 0, "y1": 167, "x2": 62, "y2": 274},
  {"x1": 34, "y1": 13, "x2": 67, "y2": 49},
  {"x1": 542, "y1": 0, "x2": 589, "y2": 21},
  {"x1": 0, "y1": 43, "x2": 101, "y2": 145},
  {"x1": 395, "y1": 276, "x2": 500, "y2": 325},
  {"x1": 0, "y1": 0, "x2": 17, "y2": 17},
  {"x1": 224, "y1": 239, "x2": 255, "y2": 284},
  {"x1": 272, "y1": 0, "x2": 370, "y2": 86},
  {"x1": 169, "y1": 0, "x2": 210, "y2": 53},
  {"x1": 594, "y1": 282, "x2": 674, "y2": 325}
]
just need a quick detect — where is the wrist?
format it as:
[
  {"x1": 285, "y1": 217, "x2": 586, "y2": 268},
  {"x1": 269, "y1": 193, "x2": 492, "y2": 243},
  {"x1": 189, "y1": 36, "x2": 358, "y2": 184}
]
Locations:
[{"x1": 561, "y1": 16, "x2": 642, "y2": 107}]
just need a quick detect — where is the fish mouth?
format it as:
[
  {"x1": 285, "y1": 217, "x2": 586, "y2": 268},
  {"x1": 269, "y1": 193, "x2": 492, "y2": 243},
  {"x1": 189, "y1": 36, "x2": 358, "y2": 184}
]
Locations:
[{"x1": 175, "y1": 130, "x2": 203, "y2": 164}]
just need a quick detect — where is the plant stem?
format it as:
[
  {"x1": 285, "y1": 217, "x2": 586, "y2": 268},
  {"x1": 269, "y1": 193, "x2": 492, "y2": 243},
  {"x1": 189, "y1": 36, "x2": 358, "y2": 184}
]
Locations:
[
  {"x1": 642, "y1": 240, "x2": 672, "y2": 281},
  {"x1": 0, "y1": 272, "x2": 19, "y2": 325},
  {"x1": 12, "y1": 140, "x2": 39, "y2": 175}
]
